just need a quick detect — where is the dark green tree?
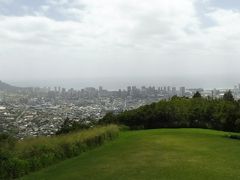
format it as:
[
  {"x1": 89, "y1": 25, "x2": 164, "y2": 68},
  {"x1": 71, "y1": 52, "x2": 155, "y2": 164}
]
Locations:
[
  {"x1": 100, "y1": 112, "x2": 116, "y2": 124},
  {"x1": 56, "y1": 117, "x2": 91, "y2": 135},
  {"x1": 193, "y1": 91, "x2": 202, "y2": 98},
  {"x1": 100, "y1": 95, "x2": 240, "y2": 132},
  {"x1": 56, "y1": 117, "x2": 71, "y2": 134},
  {"x1": 223, "y1": 90, "x2": 234, "y2": 101}
]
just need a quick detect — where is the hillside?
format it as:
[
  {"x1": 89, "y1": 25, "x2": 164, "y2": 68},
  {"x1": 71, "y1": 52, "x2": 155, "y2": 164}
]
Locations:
[
  {"x1": 22, "y1": 129, "x2": 240, "y2": 180},
  {"x1": 0, "y1": 80, "x2": 22, "y2": 92}
]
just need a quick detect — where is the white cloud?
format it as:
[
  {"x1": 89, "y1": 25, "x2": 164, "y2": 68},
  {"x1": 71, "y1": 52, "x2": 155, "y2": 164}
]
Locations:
[
  {"x1": 0, "y1": 0, "x2": 12, "y2": 4},
  {"x1": 0, "y1": 0, "x2": 240, "y2": 88}
]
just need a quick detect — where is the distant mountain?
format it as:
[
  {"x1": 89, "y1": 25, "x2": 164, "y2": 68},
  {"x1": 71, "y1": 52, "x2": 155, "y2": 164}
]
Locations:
[{"x1": 0, "y1": 80, "x2": 23, "y2": 92}]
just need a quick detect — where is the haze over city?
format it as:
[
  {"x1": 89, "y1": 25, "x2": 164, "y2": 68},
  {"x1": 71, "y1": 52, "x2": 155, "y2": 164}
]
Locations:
[{"x1": 1, "y1": 0, "x2": 240, "y2": 89}]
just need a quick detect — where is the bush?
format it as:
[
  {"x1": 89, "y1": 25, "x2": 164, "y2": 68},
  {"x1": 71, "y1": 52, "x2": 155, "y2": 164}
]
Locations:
[
  {"x1": 56, "y1": 118, "x2": 93, "y2": 135},
  {"x1": 0, "y1": 133, "x2": 16, "y2": 151},
  {"x1": 229, "y1": 134, "x2": 240, "y2": 140},
  {"x1": 0, "y1": 125, "x2": 119, "y2": 179}
]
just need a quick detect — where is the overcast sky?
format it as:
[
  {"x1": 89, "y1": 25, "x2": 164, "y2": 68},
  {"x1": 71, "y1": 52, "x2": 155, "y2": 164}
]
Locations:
[{"x1": 0, "y1": 0, "x2": 240, "y2": 89}]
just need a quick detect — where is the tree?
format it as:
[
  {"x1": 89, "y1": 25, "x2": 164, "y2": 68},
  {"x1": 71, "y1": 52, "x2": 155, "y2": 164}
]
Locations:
[
  {"x1": 100, "y1": 112, "x2": 117, "y2": 124},
  {"x1": 223, "y1": 90, "x2": 234, "y2": 101},
  {"x1": 0, "y1": 133, "x2": 16, "y2": 150},
  {"x1": 193, "y1": 91, "x2": 202, "y2": 98},
  {"x1": 56, "y1": 117, "x2": 71, "y2": 134},
  {"x1": 56, "y1": 117, "x2": 91, "y2": 135}
]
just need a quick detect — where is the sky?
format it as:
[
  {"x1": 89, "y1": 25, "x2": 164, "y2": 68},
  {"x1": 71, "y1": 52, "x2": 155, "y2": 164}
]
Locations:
[{"x1": 0, "y1": 0, "x2": 240, "y2": 89}]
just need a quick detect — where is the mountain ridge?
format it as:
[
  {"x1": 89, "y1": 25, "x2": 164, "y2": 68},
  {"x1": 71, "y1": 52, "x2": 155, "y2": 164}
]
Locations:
[{"x1": 0, "y1": 80, "x2": 23, "y2": 92}]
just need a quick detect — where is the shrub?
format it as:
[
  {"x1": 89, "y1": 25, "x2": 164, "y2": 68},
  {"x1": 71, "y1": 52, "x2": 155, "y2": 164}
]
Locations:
[
  {"x1": 229, "y1": 134, "x2": 240, "y2": 140},
  {"x1": 0, "y1": 125, "x2": 119, "y2": 179}
]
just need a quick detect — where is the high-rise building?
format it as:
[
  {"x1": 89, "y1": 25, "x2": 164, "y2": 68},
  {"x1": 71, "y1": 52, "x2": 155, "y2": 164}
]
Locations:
[
  {"x1": 131, "y1": 86, "x2": 138, "y2": 96},
  {"x1": 127, "y1": 86, "x2": 131, "y2": 96},
  {"x1": 172, "y1": 87, "x2": 177, "y2": 95},
  {"x1": 85, "y1": 87, "x2": 97, "y2": 98},
  {"x1": 164, "y1": 86, "x2": 167, "y2": 92},
  {"x1": 212, "y1": 88, "x2": 218, "y2": 98},
  {"x1": 118, "y1": 89, "x2": 122, "y2": 97},
  {"x1": 179, "y1": 87, "x2": 185, "y2": 97},
  {"x1": 141, "y1": 86, "x2": 146, "y2": 90},
  {"x1": 167, "y1": 86, "x2": 171, "y2": 92},
  {"x1": 234, "y1": 85, "x2": 238, "y2": 97},
  {"x1": 62, "y1": 88, "x2": 66, "y2": 93}
]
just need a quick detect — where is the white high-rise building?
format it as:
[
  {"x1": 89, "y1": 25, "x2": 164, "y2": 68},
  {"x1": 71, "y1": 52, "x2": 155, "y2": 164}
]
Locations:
[
  {"x1": 172, "y1": 87, "x2": 177, "y2": 95},
  {"x1": 179, "y1": 87, "x2": 185, "y2": 97}
]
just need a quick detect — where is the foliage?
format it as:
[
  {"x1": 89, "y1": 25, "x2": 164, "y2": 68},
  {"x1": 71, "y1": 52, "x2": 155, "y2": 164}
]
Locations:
[
  {"x1": 192, "y1": 91, "x2": 202, "y2": 98},
  {"x1": 0, "y1": 125, "x2": 119, "y2": 179},
  {"x1": 100, "y1": 97, "x2": 240, "y2": 132},
  {"x1": 56, "y1": 117, "x2": 92, "y2": 135},
  {"x1": 0, "y1": 133, "x2": 16, "y2": 150},
  {"x1": 228, "y1": 134, "x2": 240, "y2": 140},
  {"x1": 223, "y1": 90, "x2": 234, "y2": 101}
]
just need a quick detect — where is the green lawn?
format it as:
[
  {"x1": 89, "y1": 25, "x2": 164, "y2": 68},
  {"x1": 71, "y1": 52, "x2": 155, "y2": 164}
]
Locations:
[{"x1": 22, "y1": 129, "x2": 240, "y2": 180}]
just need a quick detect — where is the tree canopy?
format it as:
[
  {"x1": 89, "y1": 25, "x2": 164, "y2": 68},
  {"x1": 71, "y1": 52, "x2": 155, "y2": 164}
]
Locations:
[
  {"x1": 223, "y1": 90, "x2": 234, "y2": 101},
  {"x1": 193, "y1": 91, "x2": 202, "y2": 98},
  {"x1": 100, "y1": 96, "x2": 240, "y2": 132}
]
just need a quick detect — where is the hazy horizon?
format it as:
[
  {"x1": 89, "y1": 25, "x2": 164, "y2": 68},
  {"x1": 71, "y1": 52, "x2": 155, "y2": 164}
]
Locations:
[{"x1": 4, "y1": 76, "x2": 238, "y2": 90}]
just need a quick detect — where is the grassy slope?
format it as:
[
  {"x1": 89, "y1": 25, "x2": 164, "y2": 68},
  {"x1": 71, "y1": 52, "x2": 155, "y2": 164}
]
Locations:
[{"x1": 22, "y1": 129, "x2": 240, "y2": 180}]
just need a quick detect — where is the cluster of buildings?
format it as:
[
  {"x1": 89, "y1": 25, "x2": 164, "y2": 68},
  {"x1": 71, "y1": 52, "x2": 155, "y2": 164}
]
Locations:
[
  {"x1": 0, "y1": 84, "x2": 239, "y2": 138},
  {"x1": 16, "y1": 85, "x2": 188, "y2": 100}
]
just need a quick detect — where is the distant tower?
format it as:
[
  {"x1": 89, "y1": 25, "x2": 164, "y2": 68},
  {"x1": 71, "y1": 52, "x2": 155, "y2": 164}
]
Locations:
[
  {"x1": 167, "y1": 86, "x2": 171, "y2": 92},
  {"x1": 127, "y1": 86, "x2": 131, "y2": 96},
  {"x1": 131, "y1": 86, "x2": 137, "y2": 96},
  {"x1": 172, "y1": 87, "x2": 177, "y2": 95},
  {"x1": 212, "y1": 88, "x2": 218, "y2": 98},
  {"x1": 179, "y1": 87, "x2": 185, "y2": 97},
  {"x1": 164, "y1": 86, "x2": 167, "y2": 92}
]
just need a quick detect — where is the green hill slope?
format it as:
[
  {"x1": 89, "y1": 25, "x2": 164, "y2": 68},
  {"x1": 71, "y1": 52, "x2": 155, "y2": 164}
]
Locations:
[{"x1": 22, "y1": 129, "x2": 240, "y2": 180}]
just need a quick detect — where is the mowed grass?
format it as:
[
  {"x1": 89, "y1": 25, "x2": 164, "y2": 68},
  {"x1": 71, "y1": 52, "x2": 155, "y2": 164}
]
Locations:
[{"x1": 22, "y1": 129, "x2": 240, "y2": 180}]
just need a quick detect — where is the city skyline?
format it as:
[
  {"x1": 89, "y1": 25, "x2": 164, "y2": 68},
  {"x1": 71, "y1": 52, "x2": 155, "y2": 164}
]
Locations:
[
  {"x1": 6, "y1": 78, "x2": 240, "y2": 91},
  {"x1": 2, "y1": 78, "x2": 240, "y2": 95}
]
